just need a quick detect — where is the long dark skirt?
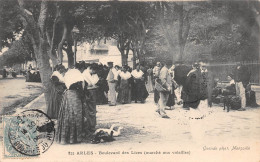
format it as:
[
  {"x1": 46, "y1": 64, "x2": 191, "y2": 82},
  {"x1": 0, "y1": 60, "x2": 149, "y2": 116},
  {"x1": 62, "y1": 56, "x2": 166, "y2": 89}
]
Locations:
[
  {"x1": 96, "y1": 80, "x2": 108, "y2": 105},
  {"x1": 56, "y1": 90, "x2": 85, "y2": 144},
  {"x1": 167, "y1": 92, "x2": 175, "y2": 107},
  {"x1": 181, "y1": 89, "x2": 191, "y2": 108},
  {"x1": 154, "y1": 89, "x2": 160, "y2": 104},
  {"x1": 96, "y1": 88, "x2": 108, "y2": 105},
  {"x1": 186, "y1": 95, "x2": 200, "y2": 108},
  {"x1": 47, "y1": 84, "x2": 65, "y2": 119},
  {"x1": 246, "y1": 90, "x2": 258, "y2": 107},
  {"x1": 132, "y1": 79, "x2": 149, "y2": 102},
  {"x1": 118, "y1": 79, "x2": 131, "y2": 104},
  {"x1": 167, "y1": 84, "x2": 176, "y2": 107},
  {"x1": 84, "y1": 88, "x2": 97, "y2": 133}
]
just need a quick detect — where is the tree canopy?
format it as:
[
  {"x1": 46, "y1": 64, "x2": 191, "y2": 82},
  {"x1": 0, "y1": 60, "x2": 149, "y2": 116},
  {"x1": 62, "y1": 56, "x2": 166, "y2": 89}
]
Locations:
[
  {"x1": 0, "y1": 0, "x2": 259, "y2": 107},
  {"x1": 1, "y1": 0, "x2": 259, "y2": 66},
  {"x1": 0, "y1": 34, "x2": 34, "y2": 67}
]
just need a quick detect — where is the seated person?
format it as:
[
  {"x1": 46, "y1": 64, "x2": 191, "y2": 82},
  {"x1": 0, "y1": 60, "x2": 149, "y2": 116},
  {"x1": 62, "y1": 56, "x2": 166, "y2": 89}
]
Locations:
[
  {"x1": 222, "y1": 74, "x2": 244, "y2": 111},
  {"x1": 222, "y1": 75, "x2": 236, "y2": 96},
  {"x1": 246, "y1": 84, "x2": 259, "y2": 107},
  {"x1": 211, "y1": 78, "x2": 222, "y2": 104}
]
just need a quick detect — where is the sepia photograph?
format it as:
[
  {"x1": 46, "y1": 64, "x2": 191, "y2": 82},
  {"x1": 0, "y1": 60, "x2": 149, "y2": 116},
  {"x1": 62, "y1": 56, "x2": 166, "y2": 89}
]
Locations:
[{"x1": 0, "y1": 0, "x2": 259, "y2": 161}]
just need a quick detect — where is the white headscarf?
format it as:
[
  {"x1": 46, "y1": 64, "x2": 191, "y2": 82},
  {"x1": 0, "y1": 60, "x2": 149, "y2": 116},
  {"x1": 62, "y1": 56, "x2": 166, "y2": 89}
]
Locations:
[
  {"x1": 64, "y1": 69, "x2": 84, "y2": 89},
  {"x1": 82, "y1": 67, "x2": 99, "y2": 86},
  {"x1": 131, "y1": 69, "x2": 144, "y2": 79},
  {"x1": 119, "y1": 71, "x2": 131, "y2": 80}
]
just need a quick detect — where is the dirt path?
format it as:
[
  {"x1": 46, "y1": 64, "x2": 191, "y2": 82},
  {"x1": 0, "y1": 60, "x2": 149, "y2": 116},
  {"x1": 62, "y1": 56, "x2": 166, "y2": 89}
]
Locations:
[
  {"x1": 0, "y1": 77, "x2": 42, "y2": 115},
  {"x1": 1, "y1": 92, "x2": 260, "y2": 161},
  {"x1": 19, "y1": 92, "x2": 260, "y2": 146}
]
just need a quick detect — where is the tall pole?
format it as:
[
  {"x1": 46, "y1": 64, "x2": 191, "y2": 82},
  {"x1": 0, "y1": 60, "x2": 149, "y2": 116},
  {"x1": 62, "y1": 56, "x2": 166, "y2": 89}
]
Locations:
[
  {"x1": 74, "y1": 38, "x2": 77, "y2": 65},
  {"x1": 72, "y1": 26, "x2": 79, "y2": 66}
]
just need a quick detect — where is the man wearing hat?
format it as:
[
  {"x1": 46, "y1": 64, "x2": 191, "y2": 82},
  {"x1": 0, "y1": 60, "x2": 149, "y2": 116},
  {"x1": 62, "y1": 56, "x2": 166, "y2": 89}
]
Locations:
[
  {"x1": 153, "y1": 62, "x2": 161, "y2": 105},
  {"x1": 106, "y1": 62, "x2": 118, "y2": 106},
  {"x1": 157, "y1": 62, "x2": 172, "y2": 118},
  {"x1": 233, "y1": 62, "x2": 250, "y2": 110}
]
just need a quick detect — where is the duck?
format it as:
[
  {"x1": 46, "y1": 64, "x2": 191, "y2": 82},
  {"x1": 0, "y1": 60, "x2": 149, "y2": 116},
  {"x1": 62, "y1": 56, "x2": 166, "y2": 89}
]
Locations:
[
  {"x1": 94, "y1": 124, "x2": 116, "y2": 135},
  {"x1": 113, "y1": 126, "x2": 123, "y2": 137},
  {"x1": 91, "y1": 130, "x2": 114, "y2": 144}
]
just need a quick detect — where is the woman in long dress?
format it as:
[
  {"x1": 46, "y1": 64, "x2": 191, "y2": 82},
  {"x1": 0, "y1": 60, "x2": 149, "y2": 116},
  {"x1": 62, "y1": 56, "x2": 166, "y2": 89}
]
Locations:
[
  {"x1": 56, "y1": 66, "x2": 85, "y2": 144},
  {"x1": 95, "y1": 64, "x2": 109, "y2": 105},
  {"x1": 47, "y1": 64, "x2": 66, "y2": 119},
  {"x1": 82, "y1": 64, "x2": 99, "y2": 134},
  {"x1": 117, "y1": 66, "x2": 132, "y2": 104},
  {"x1": 146, "y1": 66, "x2": 154, "y2": 93},
  {"x1": 166, "y1": 65, "x2": 176, "y2": 109},
  {"x1": 187, "y1": 62, "x2": 208, "y2": 143},
  {"x1": 131, "y1": 64, "x2": 149, "y2": 103},
  {"x1": 185, "y1": 63, "x2": 201, "y2": 108}
]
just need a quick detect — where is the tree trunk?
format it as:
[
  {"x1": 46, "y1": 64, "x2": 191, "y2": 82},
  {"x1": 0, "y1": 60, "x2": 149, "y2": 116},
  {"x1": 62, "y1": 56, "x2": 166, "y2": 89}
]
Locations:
[
  {"x1": 57, "y1": 22, "x2": 67, "y2": 64},
  {"x1": 66, "y1": 43, "x2": 74, "y2": 68},
  {"x1": 18, "y1": 0, "x2": 53, "y2": 107},
  {"x1": 157, "y1": 2, "x2": 178, "y2": 63},
  {"x1": 37, "y1": 37, "x2": 52, "y2": 106},
  {"x1": 177, "y1": 3, "x2": 191, "y2": 62},
  {"x1": 121, "y1": 51, "x2": 127, "y2": 66},
  {"x1": 125, "y1": 45, "x2": 130, "y2": 66},
  {"x1": 132, "y1": 49, "x2": 137, "y2": 69},
  {"x1": 136, "y1": 49, "x2": 141, "y2": 63},
  {"x1": 74, "y1": 39, "x2": 77, "y2": 64},
  {"x1": 255, "y1": 14, "x2": 260, "y2": 84},
  {"x1": 178, "y1": 3, "x2": 184, "y2": 62},
  {"x1": 179, "y1": 44, "x2": 184, "y2": 61},
  {"x1": 66, "y1": 33, "x2": 74, "y2": 68},
  {"x1": 46, "y1": 30, "x2": 58, "y2": 68},
  {"x1": 49, "y1": 49, "x2": 58, "y2": 67}
]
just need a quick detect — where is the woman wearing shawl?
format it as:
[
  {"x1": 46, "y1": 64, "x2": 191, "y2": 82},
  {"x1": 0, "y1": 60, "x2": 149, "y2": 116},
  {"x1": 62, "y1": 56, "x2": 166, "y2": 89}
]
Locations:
[
  {"x1": 56, "y1": 65, "x2": 85, "y2": 144},
  {"x1": 117, "y1": 66, "x2": 132, "y2": 104},
  {"x1": 185, "y1": 63, "x2": 201, "y2": 109},
  {"x1": 95, "y1": 64, "x2": 109, "y2": 105},
  {"x1": 131, "y1": 64, "x2": 149, "y2": 103},
  {"x1": 82, "y1": 64, "x2": 99, "y2": 133},
  {"x1": 47, "y1": 64, "x2": 66, "y2": 119}
]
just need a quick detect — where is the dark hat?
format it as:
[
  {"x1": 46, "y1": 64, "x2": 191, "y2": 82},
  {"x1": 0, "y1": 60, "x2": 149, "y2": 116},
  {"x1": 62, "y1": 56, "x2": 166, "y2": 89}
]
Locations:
[
  {"x1": 228, "y1": 73, "x2": 234, "y2": 79},
  {"x1": 175, "y1": 61, "x2": 184, "y2": 64},
  {"x1": 57, "y1": 64, "x2": 65, "y2": 71},
  {"x1": 107, "y1": 62, "x2": 113, "y2": 65},
  {"x1": 78, "y1": 61, "x2": 85, "y2": 69}
]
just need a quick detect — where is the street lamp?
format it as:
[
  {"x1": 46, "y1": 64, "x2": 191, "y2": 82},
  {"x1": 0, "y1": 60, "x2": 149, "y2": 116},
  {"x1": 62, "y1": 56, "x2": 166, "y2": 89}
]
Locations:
[{"x1": 72, "y1": 26, "x2": 80, "y2": 65}]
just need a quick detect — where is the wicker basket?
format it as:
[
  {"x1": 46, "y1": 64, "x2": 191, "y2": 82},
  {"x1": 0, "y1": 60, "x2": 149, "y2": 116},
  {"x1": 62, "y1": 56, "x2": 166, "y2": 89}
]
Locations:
[{"x1": 155, "y1": 79, "x2": 168, "y2": 92}]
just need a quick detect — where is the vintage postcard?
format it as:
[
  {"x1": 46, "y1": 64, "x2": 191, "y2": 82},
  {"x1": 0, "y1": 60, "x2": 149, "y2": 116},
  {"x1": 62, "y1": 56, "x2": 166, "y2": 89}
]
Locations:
[{"x1": 0, "y1": 0, "x2": 259, "y2": 161}]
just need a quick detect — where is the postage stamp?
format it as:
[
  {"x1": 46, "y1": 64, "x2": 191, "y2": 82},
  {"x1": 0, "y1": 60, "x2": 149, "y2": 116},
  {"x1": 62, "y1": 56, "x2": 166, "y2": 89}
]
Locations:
[{"x1": 3, "y1": 109, "x2": 55, "y2": 158}]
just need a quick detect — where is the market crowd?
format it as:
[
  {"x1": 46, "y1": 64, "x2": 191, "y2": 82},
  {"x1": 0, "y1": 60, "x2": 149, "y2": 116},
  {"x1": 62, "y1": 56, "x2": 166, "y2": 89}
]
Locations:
[
  {"x1": 153, "y1": 61, "x2": 258, "y2": 118},
  {"x1": 47, "y1": 61, "x2": 149, "y2": 144},
  {"x1": 47, "y1": 60, "x2": 259, "y2": 144}
]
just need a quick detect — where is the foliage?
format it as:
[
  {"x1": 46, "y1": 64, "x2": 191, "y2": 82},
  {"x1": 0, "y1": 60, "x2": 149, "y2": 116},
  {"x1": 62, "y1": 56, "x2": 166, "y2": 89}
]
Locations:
[
  {"x1": 0, "y1": 35, "x2": 34, "y2": 66},
  {"x1": 0, "y1": 0, "x2": 23, "y2": 51},
  {"x1": 149, "y1": 1, "x2": 259, "y2": 62},
  {"x1": 0, "y1": 1, "x2": 259, "y2": 66}
]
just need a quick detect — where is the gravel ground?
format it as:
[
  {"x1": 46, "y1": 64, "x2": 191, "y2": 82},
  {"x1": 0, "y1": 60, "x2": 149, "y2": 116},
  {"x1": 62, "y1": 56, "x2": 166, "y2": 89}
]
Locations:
[{"x1": 1, "y1": 87, "x2": 260, "y2": 162}]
